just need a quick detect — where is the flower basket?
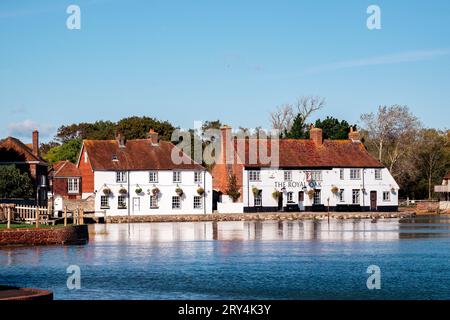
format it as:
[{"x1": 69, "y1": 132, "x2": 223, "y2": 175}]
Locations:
[
  {"x1": 175, "y1": 187, "x2": 184, "y2": 196},
  {"x1": 307, "y1": 189, "x2": 315, "y2": 199},
  {"x1": 272, "y1": 190, "x2": 281, "y2": 200},
  {"x1": 197, "y1": 187, "x2": 205, "y2": 196},
  {"x1": 152, "y1": 187, "x2": 160, "y2": 196},
  {"x1": 331, "y1": 186, "x2": 339, "y2": 194},
  {"x1": 103, "y1": 188, "x2": 111, "y2": 196},
  {"x1": 135, "y1": 188, "x2": 143, "y2": 194},
  {"x1": 252, "y1": 186, "x2": 260, "y2": 196},
  {"x1": 119, "y1": 188, "x2": 127, "y2": 195},
  {"x1": 391, "y1": 187, "x2": 396, "y2": 193}
]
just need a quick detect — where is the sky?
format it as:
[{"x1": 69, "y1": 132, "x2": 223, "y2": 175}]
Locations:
[{"x1": 1, "y1": 0, "x2": 449, "y2": 143}]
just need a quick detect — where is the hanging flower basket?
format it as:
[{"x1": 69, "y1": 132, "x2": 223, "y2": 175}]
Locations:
[
  {"x1": 119, "y1": 188, "x2": 127, "y2": 195},
  {"x1": 391, "y1": 187, "x2": 396, "y2": 193},
  {"x1": 331, "y1": 186, "x2": 339, "y2": 194},
  {"x1": 197, "y1": 187, "x2": 205, "y2": 196},
  {"x1": 307, "y1": 189, "x2": 315, "y2": 199},
  {"x1": 272, "y1": 190, "x2": 281, "y2": 200},
  {"x1": 252, "y1": 186, "x2": 260, "y2": 196},
  {"x1": 152, "y1": 187, "x2": 160, "y2": 196},
  {"x1": 175, "y1": 187, "x2": 184, "y2": 196},
  {"x1": 135, "y1": 187, "x2": 143, "y2": 194},
  {"x1": 103, "y1": 188, "x2": 111, "y2": 196}
]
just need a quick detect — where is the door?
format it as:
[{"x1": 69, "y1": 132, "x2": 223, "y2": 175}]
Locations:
[
  {"x1": 278, "y1": 193, "x2": 283, "y2": 211},
  {"x1": 132, "y1": 197, "x2": 140, "y2": 214},
  {"x1": 370, "y1": 191, "x2": 377, "y2": 211},
  {"x1": 298, "y1": 191, "x2": 305, "y2": 211}
]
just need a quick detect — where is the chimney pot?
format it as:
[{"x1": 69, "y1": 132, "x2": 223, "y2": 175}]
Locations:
[
  {"x1": 348, "y1": 127, "x2": 360, "y2": 141},
  {"x1": 115, "y1": 131, "x2": 126, "y2": 148},
  {"x1": 147, "y1": 129, "x2": 159, "y2": 145}
]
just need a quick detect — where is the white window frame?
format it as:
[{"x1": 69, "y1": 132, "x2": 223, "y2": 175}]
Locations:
[
  {"x1": 172, "y1": 196, "x2": 181, "y2": 209},
  {"x1": 67, "y1": 178, "x2": 79, "y2": 194},
  {"x1": 284, "y1": 170, "x2": 292, "y2": 181},
  {"x1": 194, "y1": 171, "x2": 203, "y2": 184},
  {"x1": 150, "y1": 195, "x2": 158, "y2": 208},
  {"x1": 383, "y1": 191, "x2": 390, "y2": 202},
  {"x1": 339, "y1": 189, "x2": 345, "y2": 202},
  {"x1": 173, "y1": 171, "x2": 182, "y2": 183},
  {"x1": 149, "y1": 171, "x2": 158, "y2": 183},
  {"x1": 350, "y1": 169, "x2": 361, "y2": 180},
  {"x1": 254, "y1": 193, "x2": 262, "y2": 206},
  {"x1": 249, "y1": 170, "x2": 261, "y2": 182},
  {"x1": 313, "y1": 189, "x2": 321, "y2": 205},
  {"x1": 352, "y1": 189, "x2": 360, "y2": 204},
  {"x1": 311, "y1": 171, "x2": 322, "y2": 181},
  {"x1": 100, "y1": 195, "x2": 109, "y2": 209},
  {"x1": 193, "y1": 196, "x2": 202, "y2": 209},
  {"x1": 116, "y1": 171, "x2": 127, "y2": 183},
  {"x1": 375, "y1": 169, "x2": 382, "y2": 180},
  {"x1": 118, "y1": 195, "x2": 127, "y2": 209},
  {"x1": 340, "y1": 169, "x2": 345, "y2": 180},
  {"x1": 287, "y1": 192, "x2": 294, "y2": 203}
]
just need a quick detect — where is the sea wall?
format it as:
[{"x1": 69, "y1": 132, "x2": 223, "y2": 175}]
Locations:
[{"x1": 0, "y1": 225, "x2": 89, "y2": 246}]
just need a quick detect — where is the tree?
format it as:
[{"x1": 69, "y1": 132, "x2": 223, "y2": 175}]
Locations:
[
  {"x1": 225, "y1": 173, "x2": 241, "y2": 202},
  {"x1": 314, "y1": 117, "x2": 353, "y2": 140},
  {"x1": 284, "y1": 114, "x2": 308, "y2": 139},
  {"x1": 360, "y1": 105, "x2": 421, "y2": 192},
  {"x1": 56, "y1": 121, "x2": 116, "y2": 143},
  {"x1": 116, "y1": 116, "x2": 176, "y2": 141},
  {"x1": 270, "y1": 104, "x2": 294, "y2": 134},
  {"x1": 415, "y1": 129, "x2": 450, "y2": 199},
  {"x1": 0, "y1": 165, "x2": 34, "y2": 199},
  {"x1": 44, "y1": 138, "x2": 83, "y2": 165}
]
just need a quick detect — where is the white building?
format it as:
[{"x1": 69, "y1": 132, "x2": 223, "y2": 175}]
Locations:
[
  {"x1": 77, "y1": 130, "x2": 212, "y2": 216},
  {"x1": 213, "y1": 126, "x2": 399, "y2": 213}
]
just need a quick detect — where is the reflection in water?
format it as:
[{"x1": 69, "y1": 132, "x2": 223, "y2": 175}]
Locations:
[{"x1": 90, "y1": 216, "x2": 450, "y2": 243}]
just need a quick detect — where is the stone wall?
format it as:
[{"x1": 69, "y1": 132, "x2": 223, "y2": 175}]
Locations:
[
  {"x1": 416, "y1": 201, "x2": 439, "y2": 213},
  {"x1": 0, "y1": 225, "x2": 89, "y2": 246}
]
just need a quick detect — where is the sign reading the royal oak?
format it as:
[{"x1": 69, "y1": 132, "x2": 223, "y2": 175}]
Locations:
[{"x1": 274, "y1": 171, "x2": 323, "y2": 189}]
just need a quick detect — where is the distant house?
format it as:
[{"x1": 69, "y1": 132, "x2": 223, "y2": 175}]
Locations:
[
  {"x1": 0, "y1": 130, "x2": 48, "y2": 205},
  {"x1": 48, "y1": 160, "x2": 82, "y2": 212},
  {"x1": 76, "y1": 130, "x2": 213, "y2": 216},
  {"x1": 435, "y1": 172, "x2": 450, "y2": 212}
]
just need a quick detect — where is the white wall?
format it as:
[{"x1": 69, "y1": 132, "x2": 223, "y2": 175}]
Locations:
[
  {"x1": 94, "y1": 170, "x2": 213, "y2": 216},
  {"x1": 242, "y1": 167, "x2": 399, "y2": 210}
]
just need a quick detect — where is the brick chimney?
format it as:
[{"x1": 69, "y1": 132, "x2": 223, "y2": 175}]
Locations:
[
  {"x1": 220, "y1": 125, "x2": 233, "y2": 164},
  {"x1": 32, "y1": 130, "x2": 40, "y2": 158},
  {"x1": 147, "y1": 129, "x2": 159, "y2": 146},
  {"x1": 115, "y1": 131, "x2": 126, "y2": 148},
  {"x1": 309, "y1": 124, "x2": 323, "y2": 146},
  {"x1": 348, "y1": 126, "x2": 361, "y2": 141}
]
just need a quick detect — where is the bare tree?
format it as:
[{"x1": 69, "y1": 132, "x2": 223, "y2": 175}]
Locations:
[
  {"x1": 295, "y1": 96, "x2": 326, "y2": 123},
  {"x1": 270, "y1": 104, "x2": 294, "y2": 132}
]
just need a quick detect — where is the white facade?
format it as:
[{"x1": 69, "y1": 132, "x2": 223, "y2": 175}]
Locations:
[
  {"x1": 233, "y1": 167, "x2": 399, "y2": 212},
  {"x1": 93, "y1": 169, "x2": 213, "y2": 216}
]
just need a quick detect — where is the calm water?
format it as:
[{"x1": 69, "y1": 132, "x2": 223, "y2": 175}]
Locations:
[{"x1": 1, "y1": 216, "x2": 450, "y2": 300}]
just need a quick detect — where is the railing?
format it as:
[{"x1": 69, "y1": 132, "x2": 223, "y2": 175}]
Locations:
[{"x1": 15, "y1": 205, "x2": 50, "y2": 223}]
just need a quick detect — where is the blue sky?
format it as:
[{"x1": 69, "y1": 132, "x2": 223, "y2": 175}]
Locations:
[{"x1": 1, "y1": 0, "x2": 449, "y2": 143}]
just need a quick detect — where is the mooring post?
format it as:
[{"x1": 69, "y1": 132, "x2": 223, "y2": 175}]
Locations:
[
  {"x1": 64, "y1": 206, "x2": 67, "y2": 226},
  {"x1": 36, "y1": 206, "x2": 40, "y2": 228},
  {"x1": 7, "y1": 206, "x2": 11, "y2": 229},
  {"x1": 80, "y1": 208, "x2": 84, "y2": 225}
]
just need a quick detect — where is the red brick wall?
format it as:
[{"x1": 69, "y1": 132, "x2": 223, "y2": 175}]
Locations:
[
  {"x1": 77, "y1": 145, "x2": 94, "y2": 193},
  {"x1": 0, "y1": 225, "x2": 88, "y2": 246},
  {"x1": 53, "y1": 178, "x2": 82, "y2": 199}
]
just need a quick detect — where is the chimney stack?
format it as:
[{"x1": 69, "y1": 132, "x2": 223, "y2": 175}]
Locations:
[
  {"x1": 147, "y1": 129, "x2": 159, "y2": 146},
  {"x1": 220, "y1": 125, "x2": 233, "y2": 164},
  {"x1": 348, "y1": 126, "x2": 360, "y2": 141},
  {"x1": 32, "y1": 130, "x2": 40, "y2": 157},
  {"x1": 309, "y1": 124, "x2": 323, "y2": 146},
  {"x1": 115, "y1": 131, "x2": 126, "y2": 148}
]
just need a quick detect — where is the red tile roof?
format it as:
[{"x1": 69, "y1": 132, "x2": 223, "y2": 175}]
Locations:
[
  {"x1": 82, "y1": 139, "x2": 205, "y2": 171},
  {"x1": 51, "y1": 160, "x2": 81, "y2": 177},
  {"x1": 0, "y1": 137, "x2": 47, "y2": 165}
]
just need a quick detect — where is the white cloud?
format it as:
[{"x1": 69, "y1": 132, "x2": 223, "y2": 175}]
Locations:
[{"x1": 8, "y1": 120, "x2": 55, "y2": 139}]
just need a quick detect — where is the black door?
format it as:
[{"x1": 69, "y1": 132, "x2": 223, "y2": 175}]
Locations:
[{"x1": 278, "y1": 193, "x2": 283, "y2": 211}]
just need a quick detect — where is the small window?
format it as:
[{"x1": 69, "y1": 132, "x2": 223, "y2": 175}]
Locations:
[
  {"x1": 313, "y1": 189, "x2": 321, "y2": 205},
  {"x1": 118, "y1": 195, "x2": 127, "y2": 209},
  {"x1": 193, "y1": 196, "x2": 202, "y2": 209},
  {"x1": 149, "y1": 171, "x2": 158, "y2": 183},
  {"x1": 284, "y1": 171, "x2": 292, "y2": 181},
  {"x1": 67, "y1": 178, "x2": 79, "y2": 194},
  {"x1": 254, "y1": 192, "x2": 262, "y2": 206},
  {"x1": 287, "y1": 192, "x2": 294, "y2": 203},
  {"x1": 116, "y1": 171, "x2": 127, "y2": 183},
  {"x1": 112, "y1": 155, "x2": 118, "y2": 161},
  {"x1": 100, "y1": 196, "x2": 109, "y2": 209},
  {"x1": 383, "y1": 191, "x2": 390, "y2": 201},
  {"x1": 350, "y1": 169, "x2": 361, "y2": 180},
  {"x1": 340, "y1": 169, "x2": 345, "y2": 180},
  {"x1": 173, "y1": 171, "x2": 182, "y2": 183},
  {"x1": 194, "y1": 171, "x2": 202, "y2": 184},
  {"x1": 339, "y1": 189, "x2": 345, "y2": 202},
  {"x1": 375, "y1": 169, "x2": 382, "y2": 180},
  {"x1": 172, "y1": 196, "x2": 181, "y2": 209},
  {"x1": 311, "y1": 171, "x2": 322, "y2": 181},
  {"x1": 150, "y1": 195, "x2": 158, "y2": 208},
  {"x1": 352, "y1": 189, "x2": 360, "y2": 204},
  {"x1": 249, "y1": 170, "x2": 260, "y2": 182}
]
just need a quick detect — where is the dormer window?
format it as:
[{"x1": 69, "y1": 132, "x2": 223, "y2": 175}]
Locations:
[{"x1": 112, "y1": 155, "x2": 118, "y2": 161}]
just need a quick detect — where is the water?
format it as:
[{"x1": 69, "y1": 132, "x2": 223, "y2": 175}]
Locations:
[{"x1": 1, "y1": 216, "x2": 450, "y2": 300}]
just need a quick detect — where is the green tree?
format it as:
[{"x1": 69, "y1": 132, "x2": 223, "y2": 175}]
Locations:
[
  {"x1": 56, "y1": 121, "x2": 116, "y2": 143},
  {"x1": 44, "y1": 138, "x2": 82, "y2": 165},
  {"x1": 314, "y1": 117, "x2": 353, "y2": 140},
  {"x1": 0, "y1": 165, "x2": 34, "y2": 199},
  {"x1": 284, "y1": 114, "x2": 308, "y2": 139},
  {"x1": 226, "y1": 173, "x2": 241, "y2": 202},
  {"x1": 116, "y1": 116, "x2": 176, "y2": 141}
]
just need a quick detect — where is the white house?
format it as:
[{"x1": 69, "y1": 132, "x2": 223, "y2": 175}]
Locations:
[
  {"x1": 77, "y1": 130, "x2": 213, "y2": 216},
  {"x1": 212, "y1": 126, "x2": 399, "y2": 213}
]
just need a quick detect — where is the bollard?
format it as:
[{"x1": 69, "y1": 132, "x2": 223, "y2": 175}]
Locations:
[
  {"x1": 7, "y1": 207, "x2": 11, "y2": 229},
  {"x1": 36, "y1": 206, "x2": 40, "y2": 228}
]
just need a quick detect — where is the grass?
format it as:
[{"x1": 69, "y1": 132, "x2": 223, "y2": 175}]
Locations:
[{"x1": 0, "y1": 223, "x2": 68, "y2": 230}]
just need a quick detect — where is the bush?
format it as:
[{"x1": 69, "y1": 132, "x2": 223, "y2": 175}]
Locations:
[{"x1": 0, "y1": 165, "x2": 33, "y2": 199}]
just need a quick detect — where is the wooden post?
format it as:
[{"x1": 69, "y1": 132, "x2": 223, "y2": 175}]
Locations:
[
  {"x1": 64, "y1": 206, "x2": 67, "y2": 226},
  {"x1": 35, "y1": 206, "x2": 40, "y2": 228},
  {"x1": 7, "y1": 207, "x2": 11, "y2": 229},
  {"x1": 80, "y1": 208, "x2": 84, "y2": 225}
]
